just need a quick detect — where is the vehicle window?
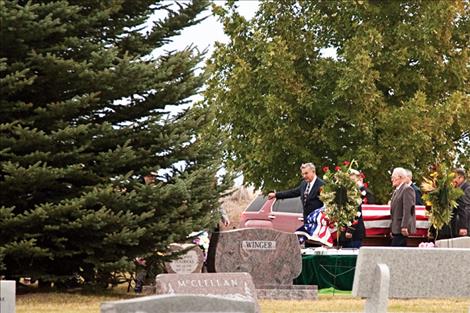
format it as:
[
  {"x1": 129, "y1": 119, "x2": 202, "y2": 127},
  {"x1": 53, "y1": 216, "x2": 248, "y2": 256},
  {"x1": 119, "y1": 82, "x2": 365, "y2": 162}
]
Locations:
[
  {"x1": 272, "y1": 197, "x2": 303, "y2": 213},
  {"x1": 244, "y1": 195, "x2": 267, "y2": 212}
]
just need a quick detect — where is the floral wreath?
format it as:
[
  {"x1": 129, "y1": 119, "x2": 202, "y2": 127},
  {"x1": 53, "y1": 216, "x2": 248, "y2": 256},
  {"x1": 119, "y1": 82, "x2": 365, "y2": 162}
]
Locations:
[
  {"x1": 421, "y1": 163, "x2": 463, "y2": 235},
  {"x1": 320, "y1": 160, "x2": 363, "y2": 232}
]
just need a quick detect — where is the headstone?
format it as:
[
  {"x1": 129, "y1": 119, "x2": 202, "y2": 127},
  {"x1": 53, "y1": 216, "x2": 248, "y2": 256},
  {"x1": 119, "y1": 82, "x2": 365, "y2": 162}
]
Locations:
[
  {"x1": 156, "y1": 273, "x2": 256, "y2": 300},
  {"x1": 164, "y1": 243, "x2": 205, "y2": 274},
  {"x1": 101, "y1": 294, "x2": 256, "y2": 313},
  {"x1": 139, "y1": 244, "x2": 205, "y2": 295},
  {"x1": 256, "y1": 284, "x2": 318, "y2": 300},
  {"x1": 435, "y1": 237, "x2": 470, "y2": 248},
  {"x1": 156, "y1": 273, "x2": 259, "y2": 312},
  {"x1": 207, "y1": 228, "x2": 317, "y2": 300},
  {"x1": 207, "y1": 228, "x2": 301, "y2": 287},
  {"x1": 0, "y1": 280, "x2": 15, "y2": 313},
  {"x1": 353, "y1": 247, "x2": 470, "y2": 313}
]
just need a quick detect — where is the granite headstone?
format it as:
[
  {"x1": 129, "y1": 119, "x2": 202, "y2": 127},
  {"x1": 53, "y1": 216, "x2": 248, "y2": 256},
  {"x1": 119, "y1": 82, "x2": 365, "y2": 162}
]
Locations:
[
  {"x1": 207, "y1": 228, "x2": 301, "y2": 287},
  {"x1": 0, "y1": 280, "x2": 15, "y2": 313},
  {"x1": 353, "y1": 247, "x2": 470, "y2": 298},
  {"x1": 436, "y1": 236, "x2": 470, "y2": 248},
  {"x1": 353, "y1": 247, "x2": 470, "y2": 313},
  {"x1": 156, "y1": 273, "x2": 256, "y2": 300},
  {"x1": 101, "y1": 294, "x2": 256, "y2": 313},
  {"x1": 207, "y1": 228, "x2": 317, "y2": 300},
  {"x1": 164, "y1": 243, "x2": 205, "y2": 274}
]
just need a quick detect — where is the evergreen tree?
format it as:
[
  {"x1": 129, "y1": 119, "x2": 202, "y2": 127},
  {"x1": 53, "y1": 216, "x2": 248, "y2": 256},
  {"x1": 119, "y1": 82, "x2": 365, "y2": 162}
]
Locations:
[
  {"x1": 206, "y1": 0, "x2": 469, "y2": 202},
  {"x1": 0, "y1": 0, "x2": 228, "y2": 287}
]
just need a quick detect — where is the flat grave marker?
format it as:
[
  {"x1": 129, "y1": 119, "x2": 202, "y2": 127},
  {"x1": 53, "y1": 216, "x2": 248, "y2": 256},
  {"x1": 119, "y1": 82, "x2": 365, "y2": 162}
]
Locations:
[{"x1": 101, "y1": 294, "x2": 256, "y2": 313}]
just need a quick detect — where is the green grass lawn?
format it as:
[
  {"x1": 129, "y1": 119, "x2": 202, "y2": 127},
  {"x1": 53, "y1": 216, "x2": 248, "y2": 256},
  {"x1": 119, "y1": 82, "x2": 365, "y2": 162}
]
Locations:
[{"x1": 16, "y1": 289, "x2": 470, "y2": 313}]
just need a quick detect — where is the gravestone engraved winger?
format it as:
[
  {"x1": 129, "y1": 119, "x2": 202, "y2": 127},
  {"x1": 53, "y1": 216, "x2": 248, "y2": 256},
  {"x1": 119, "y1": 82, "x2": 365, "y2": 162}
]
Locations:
[
  {"x1": 207, "y1": 228, "x2": 301, "y2": 287},
  {"x1": 101, "y1": 294, "x2": 256, "y2": 313},
  {"x1": 207, "y1": 228, "x2": 317, "y2": 300},
  {"x1": 0, "y1": 280, "x2": 15, "y2": 313},
  {"x1": 164, "y1": 243, "x2": 205, "y2": 274}
]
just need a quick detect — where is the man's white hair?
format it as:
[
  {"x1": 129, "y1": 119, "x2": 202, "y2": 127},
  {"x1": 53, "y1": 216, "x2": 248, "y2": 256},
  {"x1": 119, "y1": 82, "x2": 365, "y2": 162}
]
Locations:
[
  {"x1": 405, "y1": 169, "x2": 413, "y2": 179},
  {"x1": 300, "y1": 162, "x2": 316, "y2": 172},
  {"x1": 392, "y1": 167, "x2": 408, "y2": 178}
]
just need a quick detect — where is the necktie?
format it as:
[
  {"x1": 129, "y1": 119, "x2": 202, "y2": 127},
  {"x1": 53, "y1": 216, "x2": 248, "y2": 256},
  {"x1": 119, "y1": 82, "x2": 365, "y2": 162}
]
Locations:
[{"x1": 304, "y1": 183, "x2": 311, "y2": 204}]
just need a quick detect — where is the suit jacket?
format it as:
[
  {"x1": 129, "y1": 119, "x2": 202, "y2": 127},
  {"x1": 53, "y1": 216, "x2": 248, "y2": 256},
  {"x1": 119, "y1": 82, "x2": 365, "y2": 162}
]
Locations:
[
  {"x1": 430, "y1": 181, "x2": 470, "y2": 239},
  {"x1": 342, "y1": 186, "x2": 375, "y2": 242},
  {"x1": 390, "y1": 183, "x2": 416, "y2": 234},
  {"x1": 411, "y1": 182, "x2": 424, "y2": 205},
  {"x1": 454, "y1": 181, "x2": 470, "y2": 233},
  {"x1": 276, "y1": 178, "x2": 325, "y2": 220}
]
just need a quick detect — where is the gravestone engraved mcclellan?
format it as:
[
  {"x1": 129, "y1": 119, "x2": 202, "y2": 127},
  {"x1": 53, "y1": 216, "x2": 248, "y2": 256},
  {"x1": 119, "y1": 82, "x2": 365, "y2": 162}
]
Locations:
[
  {"x1": 156, "y1": 272, "x2": 260, "y2": 312},
  {"x1": 156, "y1": 272, "x2": 256, "y2": 301}
]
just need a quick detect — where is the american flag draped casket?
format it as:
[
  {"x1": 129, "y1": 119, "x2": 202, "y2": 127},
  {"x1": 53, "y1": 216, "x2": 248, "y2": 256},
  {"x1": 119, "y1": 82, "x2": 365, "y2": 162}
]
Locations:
[
  {"x1": 295, "y1": 204, "x2": 430, "y2": 247},
  {"x1": 362, "y1": 204, "x2": 430, "y2": 237}
]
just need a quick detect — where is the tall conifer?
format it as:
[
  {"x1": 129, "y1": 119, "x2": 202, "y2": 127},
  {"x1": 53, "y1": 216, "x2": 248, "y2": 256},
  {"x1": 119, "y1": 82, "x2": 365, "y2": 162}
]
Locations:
[{"x1": 0, "y1": 0, "x2": 227, "y2": 287}]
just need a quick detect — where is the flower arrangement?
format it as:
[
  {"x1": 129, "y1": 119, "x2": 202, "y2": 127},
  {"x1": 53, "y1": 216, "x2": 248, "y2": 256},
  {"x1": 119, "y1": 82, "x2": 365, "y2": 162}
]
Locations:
[
  {"x1": 320, "y1": 160, "x2": 362, "y2": 233},
  {"x1": 189, "y1": 231, "x2": 210, "y2": 260},
  {"x1": 421, "y1": 163, "x2": 463, "y2": 236},
  {"x1": 418, "y1": 242, "x2": 435, "y2": 248}
]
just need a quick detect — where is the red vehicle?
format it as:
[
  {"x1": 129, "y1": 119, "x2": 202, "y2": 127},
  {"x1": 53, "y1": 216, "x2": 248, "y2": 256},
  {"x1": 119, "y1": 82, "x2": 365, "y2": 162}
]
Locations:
[
  {"x1": 239, "y1": 195, "x2": 430, "y2": 245},
  {"x1": 239, "y1": 196, "x2": 303, "y2": 233}
]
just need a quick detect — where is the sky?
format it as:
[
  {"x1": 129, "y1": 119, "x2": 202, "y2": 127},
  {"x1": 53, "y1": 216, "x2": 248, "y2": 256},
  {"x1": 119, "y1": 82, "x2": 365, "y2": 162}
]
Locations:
[
  {"x1": 150, "y1": 1, "x2": 260, "y2": 57},
  {"x1": 149, "y1": 1, "x2": 335, "y2": 63},
  {"x1": 148, "y1": 1, "x2": 260, "y2": 183},
  {"x1": 148, "y1": 1, "x2": 335, "y2": 184},
  {"x1": 142, "y1": 1, "x2": 260, "y2": 119}
]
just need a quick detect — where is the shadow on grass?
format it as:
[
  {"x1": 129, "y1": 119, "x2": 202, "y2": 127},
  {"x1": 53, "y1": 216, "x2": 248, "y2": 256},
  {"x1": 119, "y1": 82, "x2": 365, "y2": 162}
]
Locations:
[{"x1": 16, "y1": 282, "x2": 137, "y2": 299}]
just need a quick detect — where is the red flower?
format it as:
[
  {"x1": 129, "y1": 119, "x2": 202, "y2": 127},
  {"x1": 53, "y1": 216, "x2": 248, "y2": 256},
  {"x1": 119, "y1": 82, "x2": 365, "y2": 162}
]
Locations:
[
  {"x1": 359, "y1": 172, "x2": 366, "y2": 179},
  {"x1": 343, "y1": 160, "x2": 350, "y2": 166},
  {"x1": 335, "y1": 166, "x2": 341, "y2": 171},
  {"x1": 322, "y1": 166, "x2": 330, "y2": 173},
  {"x1": 363, "y1": 182, "x2": 369, "y2": 188}
]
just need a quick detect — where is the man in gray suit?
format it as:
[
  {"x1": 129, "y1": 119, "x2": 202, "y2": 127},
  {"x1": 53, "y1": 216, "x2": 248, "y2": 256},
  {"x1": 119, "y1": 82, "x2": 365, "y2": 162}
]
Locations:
[{"x1": 390, "y1": 167, "x2": 416, "y2": 246}]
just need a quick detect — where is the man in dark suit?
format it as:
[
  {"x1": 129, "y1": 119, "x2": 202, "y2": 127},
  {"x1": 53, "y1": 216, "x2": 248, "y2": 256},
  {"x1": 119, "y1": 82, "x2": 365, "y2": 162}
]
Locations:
[
  {"x1": 429, "y1": 168, "x2": 470, "y2": 240},
  {"x1": 405, "y1": 169, "x2": 423, "y2": 205},
  {"x1": 390, "y1": 167, "x2": 416, "y2": 247},
  {"x1": 268, "y1": 162, "x2": 324, "y2": 222},
  {"x1": 451, "y1": 168, "x2": 470, "y2": 237}
]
